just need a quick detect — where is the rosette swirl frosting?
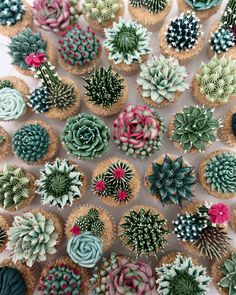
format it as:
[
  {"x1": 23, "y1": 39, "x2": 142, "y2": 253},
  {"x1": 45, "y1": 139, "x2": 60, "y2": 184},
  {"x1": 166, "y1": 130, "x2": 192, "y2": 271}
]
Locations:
[
  {"x1": 0, "y1": 88, "x2": 26, "y2": 121},
  {"x1": 185, "y1": 0, "x2": 222, "y2": 10},
  {"x1": 67, "y1": 231, "x2": 103, "y2": 268}
]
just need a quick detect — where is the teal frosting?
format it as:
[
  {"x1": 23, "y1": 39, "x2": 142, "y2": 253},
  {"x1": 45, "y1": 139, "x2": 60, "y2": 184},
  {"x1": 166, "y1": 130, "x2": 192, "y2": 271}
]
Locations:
[
  {"x1": 0, "y1": 266, "x2": 26, "y2": 295},
  {"x1": 67, "y1": 231, "x2": 103, "y2": 268},
  {"x1": 185, "y1": 0, "x2": 222, "y2": 10},
  {"x1": 0, "y1": 88, "x2": 25, "y2": 121}
]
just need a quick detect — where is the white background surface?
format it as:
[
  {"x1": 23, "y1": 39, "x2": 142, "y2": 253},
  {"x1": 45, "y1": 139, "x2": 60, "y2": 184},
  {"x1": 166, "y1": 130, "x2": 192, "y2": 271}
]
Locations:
[{"x1": 0, "y1": 0, "x2": 235, "y2": 294}]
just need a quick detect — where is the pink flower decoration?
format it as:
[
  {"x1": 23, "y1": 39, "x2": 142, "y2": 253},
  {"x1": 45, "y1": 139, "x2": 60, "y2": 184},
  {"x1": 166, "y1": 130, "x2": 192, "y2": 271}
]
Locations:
[
  {"x1": 117, "y1": 190, "x2": 128, "y2": 202},
  {"x1": 95, "y1": 180, "x2": 106, "y2": 192},
  {"x1": 208, "y1": 203, "x2": 230, "y2": 224},
  {"x1": 25, "y1": 53, "x2": 45, "y2": 68},
  {"x1": 70, "y1": 225, "x2": 81, "y2": 236}
]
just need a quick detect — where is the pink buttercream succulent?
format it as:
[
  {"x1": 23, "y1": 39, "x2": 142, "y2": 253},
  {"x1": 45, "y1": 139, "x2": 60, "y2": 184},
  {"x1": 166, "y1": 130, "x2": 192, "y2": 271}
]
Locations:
[{"x1": 208, "y1": 203, "x2": 230, "y2": 224}]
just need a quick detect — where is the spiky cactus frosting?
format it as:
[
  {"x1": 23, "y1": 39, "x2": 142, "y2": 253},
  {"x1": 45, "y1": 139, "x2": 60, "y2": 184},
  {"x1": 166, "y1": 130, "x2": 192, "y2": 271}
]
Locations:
[
  {"x1": 0, "y1": 267, "x2": 26, "y2": 295},
  {"x1": 219, "y1": 252, "x2": 236, "y2": 295},
  {"x1": 0, "y1": 79, "x2": 13, "y2": 90},
  {"x1": 221, "y1": 0, "x2": 236, "y2": 29},
  {"x1": 28, "y1": 87, "x2": 51, "y2": 113},
  {"x1": 210, "y1": 26, "x2": 235, "y2": 54},
  {"x1": 130, "y1": 0, "x2": 168, "y2": 12},
  {"x1": 184, "y1": 0, "x2": 222, "y2": 10},
  {"x1": 0, "y1": 0, "x2": 25, "y2": 26},
  {"x1": 156, "y1": 254, "x2": 211, "y2": 295}
]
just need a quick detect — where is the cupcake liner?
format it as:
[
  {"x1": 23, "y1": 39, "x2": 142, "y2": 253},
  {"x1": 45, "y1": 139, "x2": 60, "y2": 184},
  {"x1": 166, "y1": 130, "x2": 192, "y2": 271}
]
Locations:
[
  {"x1": 0, "y1": 126, "x2": 11, "y2": 161},
  {"x1": 218, "y1": 107, "x2": 236, "y2": 147},
  {"x1": 0, "y1": 214, "x2": 13, "y2": 253},
  {"x1": 92, "y1": 157, "x2": 141, "y2": 207},
  {"x1": 65, "y1": 204, "x2": 116, "y2": 251},
  {"x1": 230, "y1": 205, "x2": 236, "y2": 233},
  {"x1": 157, "y1": 251, "x2": 199, "y2": 266}
]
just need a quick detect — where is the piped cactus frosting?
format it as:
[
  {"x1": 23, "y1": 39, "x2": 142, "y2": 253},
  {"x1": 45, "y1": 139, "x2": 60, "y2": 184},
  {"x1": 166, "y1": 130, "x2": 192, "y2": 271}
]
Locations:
[
  {"x1": 28, "y1": 87, "x2": 51, "y2": 113},
  {"x1": 210, "y1": 26, "x2": 235, "y2": 54},
  {"x1": 221, "y1": 0, "x2": 236, "y2": 29},
  {"x1": 130, "y1": 0, "x2": 167, "y2": 12},
  {"x1": 0, "y1": 227, "x2": 6, "y2": 248},
  {"x1": 0, "y1": 80, "x2": 13, "y2": 90},
  {"x1": 219, "y1": 252, "x2": 236, "y2": 295},
  {"x1": 0, "y1": 267, "x2": 26, "y2": 295},
  {"x1": 184, "y1": 0, "x2": 222, "y2": 10},
  {"x1": 0, "y1": 0, "x2": 25, "y2": 26}
]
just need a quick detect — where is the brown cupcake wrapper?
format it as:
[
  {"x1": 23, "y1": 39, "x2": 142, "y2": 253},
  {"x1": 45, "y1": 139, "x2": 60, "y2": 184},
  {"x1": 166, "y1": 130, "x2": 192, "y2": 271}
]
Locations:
[
  {"x1": 218, "y1": 107, "x2": 236, "y2": 148},
  {"x1": 0, "y1": 126, "x2": 11, "y2": 161},
  {"x1": 230, "y1": 205, "x2": 236, "y2": 233},
  {"x1": 0, "y1": 214, "x2": 13, "y2": 253},
  {"x1": 157, "y1": 251, "x2": 199, "y2": 267}
]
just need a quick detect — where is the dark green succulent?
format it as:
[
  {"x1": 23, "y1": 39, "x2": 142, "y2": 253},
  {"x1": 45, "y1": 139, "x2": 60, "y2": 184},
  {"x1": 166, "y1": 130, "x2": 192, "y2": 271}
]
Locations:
[
  {"x1": 28, "y1": 87, "x2": 51, "y2": 113},
  {"x1": 130, "y1": 0, "x2": 168, "y2": 12},
  {"x1": 221, "y1": 0, "x2": 236, "y2": 29},
  {"x1": 0, "y1": 227, "x2": 5, "y2": 247},
  {"x1": 210, "y1": 26, "x2": 235, "y2": 54},
  {"x1": 0, "y1": 0, "x2": 25, "y2": 26},
  {"x1": 219, "y1": 252, "x2": 236, "y2": 295}
]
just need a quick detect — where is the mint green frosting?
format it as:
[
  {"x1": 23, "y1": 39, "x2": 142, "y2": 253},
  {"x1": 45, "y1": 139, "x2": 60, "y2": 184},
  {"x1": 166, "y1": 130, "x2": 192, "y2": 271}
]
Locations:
[
  {"x1": 0, "y1": 88, "x2": 25, "y2": 121},
  {"x1": 220, "y1": 252, "x2": 236, "y2": 295},
  {"x1": 67, "y1": 231, "x2": 103, "y2": 268},
  {"x1": 185, "y1": 0, "x2": 222, "y2": 10}
]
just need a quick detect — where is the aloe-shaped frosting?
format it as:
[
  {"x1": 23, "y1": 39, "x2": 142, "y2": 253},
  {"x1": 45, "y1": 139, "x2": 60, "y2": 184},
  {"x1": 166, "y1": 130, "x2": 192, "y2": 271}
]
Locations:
[{"x1": 219, "y1": 252, "x2": 236, "y2": 295}]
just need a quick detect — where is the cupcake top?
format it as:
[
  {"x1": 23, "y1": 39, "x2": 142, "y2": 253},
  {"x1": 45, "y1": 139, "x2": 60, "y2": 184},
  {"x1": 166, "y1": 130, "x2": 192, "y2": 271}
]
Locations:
[
  {"x1": 156, "y1": 254, "x2": 211, "y2": 295},
  {"x1": 209, "y1": 25, "x2": 235, "y2": 54},
  {"x1": 219, "y1": 252, "x2": 236, "y2": 294},
  {"x1": 130, "y1": 0, "x2": 168, "y2": 12},
  {"x1": 221, "y1": 0, "x2": 236, "y2": 29},
  {"x1": 62, "y1": 113, "x2": 110, "y2": 160},
  {"x1": 196, "y1": 56, "x2": 236, "y2": 103},
  {"x1": 114, "y1": 104, "x2": 165, "y2": 158},
  {"x1": 0, "y1": 0, "x2": 25, "y2": 27},
  {"x1": 184, "y1": 0, "x2": 222, "y2": 10},
  {"x1": 137, "y1": 55, "x2": 189, "y2": 105},
  {"x1": 104, "y1": 18, "x2": 151, "y2": 65},
  {"x1": 28, "y1": 87, "x2": 52, "y2": 114},
  {"x1": 90, "y1": 253, "x2": 156, "y2": 294},
  {"x1": 170, "y1": 105, "x2": 221, "y2": 152},
  {"x1": 0, "y1": 266, "x2": 26, "y2": 294}
]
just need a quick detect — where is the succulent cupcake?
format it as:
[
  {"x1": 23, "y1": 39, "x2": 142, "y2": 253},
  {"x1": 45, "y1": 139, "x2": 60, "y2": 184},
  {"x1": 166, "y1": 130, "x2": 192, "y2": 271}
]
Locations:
[
  {"x1": 0, "y1": 0, "x2": 32, "y2": 37},
  {"x1": 119, "y1": 205, "x2": 169, "y2": 258},
  {"x1": 137, "y1": 55, "x2": 189, "y2": 107},
  {"x1": 37, "y1": 158, "x2": 86, "y2": 210},
  {"x1": 173, "y1": 201, "x2": 231, "y2": 260},
  {"x1": 8, "y1": 28, "x2": 55, "y2": 76},
  {"x1": 128, "y1": 0, "x2": 172, "y2": 31},
  {"x1": 114, "y1": 104, "x2": 165, "y2": 158},
  {"x1": 156, "y1": 253, "x2": 211, "y2": 294},
  {"x1": 38, "y1": 256, "x2": 89, "y2": 295},
  {"x1": 62, "y1": 113, "x2": 110, "y2": 160},
  {"x1": 83, "y1": 0, "x2": 124, "y2": 36},
  {"x1": 169, "y1": 105, "x2": 221, "y2": 153},
  {"x1": 104, "y1": 18, "x2": 151, "y2": 75},
  {"x1": 0, "y1": 126, "x2": 11, "y2": 161},
  {"x1": 58, "y1": 25, "x2": 102, "y2": 76},
  {"x1": 145, "y1": 154, "x2": 196, "y2": 206},
  {"x1": 33, "y1": 0, "x2": 81, "y2": 33},
  {"x1": 90, "y1": 252, "x2": 156, "y2": 294},
  {"x1": 193, "y1": 56, "x2": 236, "y2": 107},
  {"x1": 159, "y1": 11, "x2": 204, "y2": 64},
  {"x1": 83, "y1": 66, "x2": 128, "y2": 116},
  {"x1": 92, "y1": 157, "x2": 140, "y2": 207},
  {"x1": 0, "y1": 215, "x2": 11, "y2": 253},
  {"x1": 218, "y1": 107, "x2": 236, "y2": 147},
  {"x1": 26, "y1": 53, "x2": 81, "y2": 120},
  {"x1": 199, "y1": 150, "x2": 236, "y2": 199},
  {"x1": 12, "y1": 120, "x2": 59, "y2": 165},
  {"x1": 0, "y1": 76, "x2": 29, "y2": 122},
  {"x1": 7, "y1": 209, "x2": 63, "y2": 267}
]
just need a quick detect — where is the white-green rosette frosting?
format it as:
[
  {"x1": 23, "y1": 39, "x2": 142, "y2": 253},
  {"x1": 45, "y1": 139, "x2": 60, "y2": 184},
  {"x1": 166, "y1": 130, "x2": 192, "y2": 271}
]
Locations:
[{"x1": 0, "y1": 87, "x2": 26, "y2": 121}]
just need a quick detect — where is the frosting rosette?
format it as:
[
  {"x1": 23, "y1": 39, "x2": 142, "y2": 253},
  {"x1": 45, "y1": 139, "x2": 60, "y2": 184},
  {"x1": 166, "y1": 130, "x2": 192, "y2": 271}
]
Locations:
[
  {"x1": 67, "y1": 231, "x2": 103, "y2": 268},
  {"x1": 113, "y1": 105, "x2": 165, "y2": 158},
  {"x1": 0, "y1": 88, "x2": 25, "y2": 121}
]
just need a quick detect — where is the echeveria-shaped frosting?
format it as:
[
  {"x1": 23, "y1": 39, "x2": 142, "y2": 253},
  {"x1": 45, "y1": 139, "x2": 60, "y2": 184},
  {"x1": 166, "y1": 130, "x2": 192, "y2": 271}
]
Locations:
[
  {"x1": 137, "y1": 55, "x2": 189, "y2": 104},
  {"x1": 104, "y1": 18, "x2": 151, "y2": 65},
  {"x1": 62, "y1": 113, "x2": 110, "y2": 160},
  {"x1": 7, "y1": 211, "x2": 58, "y2": 267},
  {"x1": 184, "y1": 0, "x2": 222, "y2": 10},
  {"x1": 0, "y1": 267, "x2": 26, "y2": 295},
  {"x1": 156, "y1": 254, "x2": 211, "y2": 295},
  {"x1": 204, "y1": 152, "x2": 236, "y2": 194},
  {"x1": 130, "y1": 0, "x2": 167, "y2": 12},
  {"x1": 210, "y1": 26, "x2": 235, "y2": 54},
  {"x1": 114, "y1": 104, "x2": 165, "y2": 158},
  {"x1": 0, "y1": 0, "x2": 25, "y2": 26},
  {"x1": 67, "y1": 231, "x2": 103, "y2": 268},
  {"x1": 171, "y1": 106, "x2": 220, "y2": 152},
  {"x1": 220, "y1": 252, "x2": 236, "y2": 295},
  {"x1": 0, "y1": 88, "x2": 25, "y2": 121}
]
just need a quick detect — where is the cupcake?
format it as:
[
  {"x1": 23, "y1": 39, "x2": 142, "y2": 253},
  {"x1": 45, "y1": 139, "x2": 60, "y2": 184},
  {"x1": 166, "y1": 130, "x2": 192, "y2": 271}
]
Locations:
[
  {"x1": 0, "y1": 259, "x2": 35, "y2": 295},
  {"x1": 0, "y1": 215, "x2": 11, "y2": 253},
  {"x1": 58, "y1": 25, "x2": 102, "y2": 76},
  {"x1": 83, "y1": 66, "x2": 128, "y2": 117},
  {"x1": 8, "y1": 28, "x2": 55, "y2": 77},
  {"x1": 128, "y1": 0, "x2": 172, "y2": 31},
  {"x1": 156, "y1": 252, "x2": 211, "y2": 294},
  {"x1": 218, "y1": 107, "x2": 236, "y2": 147},
  {"x1": 114, "y1": 104, "x2": 165, "y2": 158},
  {"x1": 0, "y1": 165, "x2": 35, "y2": 211},
  {"x1": 90, "y1": 252, "x2": 156, "y2": 294},
  {"x1": 0, "y1": 126, "x2": 11, "y2": 161},
  {"x1": 104, "y1": 18, "x2": 151, "y2": 75},
  {"x1": 12, "y1": 120, "x2": 59, "y2": 165},
  {"x1": 7, "y1": 209, "x2": 63, "y2": 267},
  {"x1": 230, "y1": 205, "x2": 236, "y2": 233},
  {"x1": 0, "y1": 76, "x2": 29, "y2": 121},
  {"x1": 169, "y1": 105, "x2": 221, "y2": 153},
  {"x1": 83, "y1": 0, "x2": 124, "y2": 36},
  {"x1": 62, "y1": 113, "x2": 110, "y2": 160},
  {"x1": 172, "y1": 201, "x2": 231, "y2": 260},
  {"x1": 137, "y1": 55, "x2": 189, "y2": 108},
  {"x1": 38, "y1": 256, "x2": 89, "y2": 295},
  {"x1": 118, "y1": 205, "x2": 170, "y2": 257},
  {"x1": 0, "y1": 0, "x2": 32, "y2": 37},
  {"x1": 159, "y1": 11, "x2": 204, "y2": 64},
  {"x1": 36, "y1": 158, "x2": 86, "y2": 210},
  {"x1": 92, "y1": 157, "x2": 140, "y2": 206},
  {"x1": 26, "y1": 53, "x2": 81, "y2": 120},
  {"x1": 199, "y1": 149, "x2": 236, "y2": 199},
  {"x1": 144, "y1": 154, "x2": 196, "y2": 206},
  {"x1": 192, "y1": 56, "x2": 236, "y2": 107}
]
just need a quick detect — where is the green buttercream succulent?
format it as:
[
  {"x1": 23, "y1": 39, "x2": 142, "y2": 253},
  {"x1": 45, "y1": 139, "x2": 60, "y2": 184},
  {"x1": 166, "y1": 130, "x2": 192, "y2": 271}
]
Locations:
[
  {"x1": 0, "y1": 79, "x2": 13, "y2": 90},
  {"x1": 171, "y1": 106, "x2": 220, "y2": 152},
  {"x1": 184, "y1": 0, "x2": 222, "y2": 10},
  {"x1": 221, "y1": 0, "x2": 236, "y2": 29},
  {"x1": 0, "y1": 227, "x2": 6, "y2": 248},
  {"x1": 28, "y1": 87, "x2": 51, "y2": 113},
  {"x1": 156, "y1": 254, "x2": 211, "y2": 295},
  {"x1": 0, "y1": 0, "x2": 25, "y2": 26},
  {"x1": 62, "y1": 113, "x2": 110, "y2": 160},
  {"x1": 204, "y1": 152, "x2": 236, "y2": 194},
  {"x1": 37, "y1": 158, "x2": 83, "y2": 209},
  {"x1": 0, "y1": 165, "x2": 30, "y2": 210},
  {"x1": 7, "y1": 211, "x2": 58, "y2": 267},
  {"x1": 130, "y1": 0, "x2": 167, "y2": 12},
  {"x1": 210, "y1": 26, "x2": 235, "y2": 54},
  {"x1": 219, "y1": 252, "x2": 236, "y2": 295},
  {"x1": 137, "y1": 55, "x2": 189, "y2": 104},
  {"x1": 197, "y1": 56, "x2": 236, "y2": 103}
]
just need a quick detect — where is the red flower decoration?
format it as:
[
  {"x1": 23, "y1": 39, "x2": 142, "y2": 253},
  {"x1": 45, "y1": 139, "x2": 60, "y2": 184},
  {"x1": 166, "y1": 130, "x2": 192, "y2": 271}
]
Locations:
[
  {"x1": 95, "y1": 180, "x2": 106, "y2": 192},
  {"x1": 113, "y1": 167, "x2": 125, "y2": 179},
  {"x1": 70, "y1": 225, "x2": 81, "y2": 236},
  {"x1": 208, "y1": 203, "x2": 230, "y2": 224},
  {"x1": 25, "y1": 52, "x2": 45, "y2": 67},
  {"x1": 117, "y1": 190, "x2": 128, "y2": 202}
]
